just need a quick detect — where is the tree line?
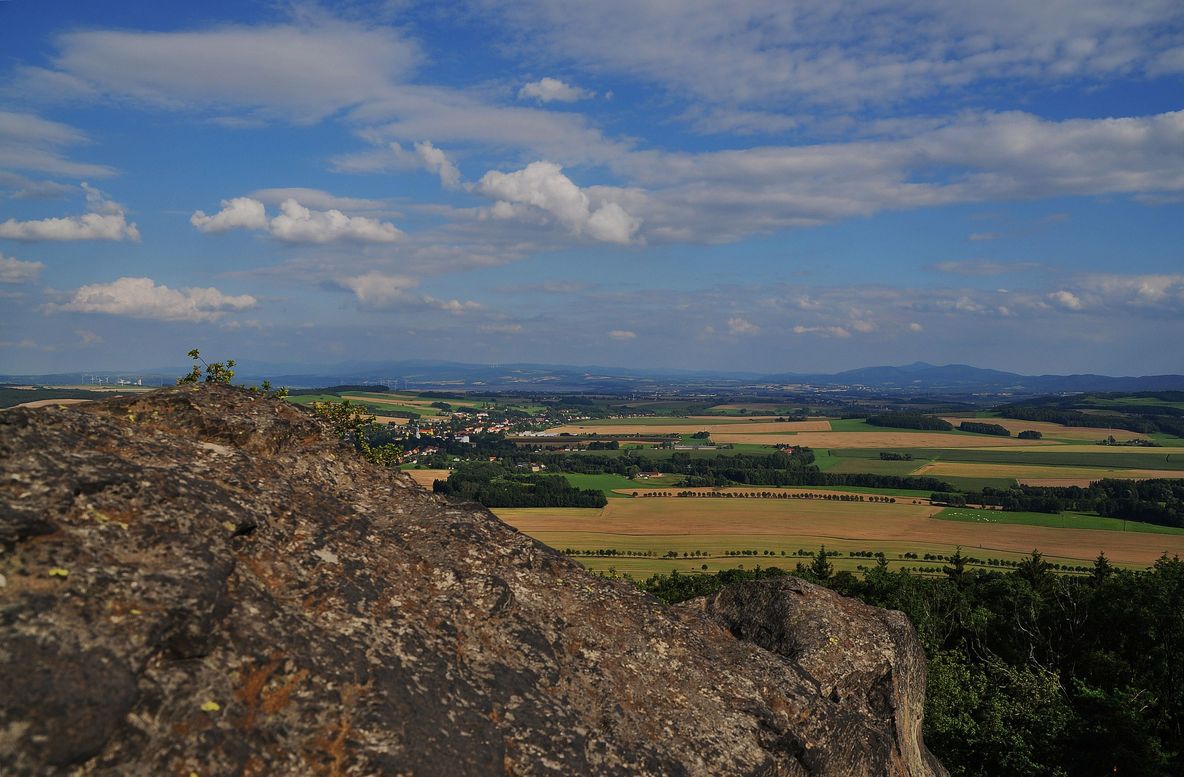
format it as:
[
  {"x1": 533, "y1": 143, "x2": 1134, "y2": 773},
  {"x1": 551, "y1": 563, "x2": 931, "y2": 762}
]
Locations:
[
  {"x1": 933, "y1": 479, "x2": 1184, "y2": 528},
  {"x1": 866, "y1": 412, "x2": 954, "y2": 431},
  {"x1": 432, "y1": 462, "x2": 607, "y2": 508},
  {"x1": 640, "y1": 551, "x2": 1184, "y2": 777}
]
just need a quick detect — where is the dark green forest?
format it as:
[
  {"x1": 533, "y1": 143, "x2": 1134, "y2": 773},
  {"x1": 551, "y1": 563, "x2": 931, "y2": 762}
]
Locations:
[
  {"x1": 432, "y1": 462, "x2": 607, "y2": 508},
  {"x1": 641, "y1": 552, "x2": 1184, "y2": 777},
  {"x1": 867, "y1": 412, "x2": 955, "y2": 431}
]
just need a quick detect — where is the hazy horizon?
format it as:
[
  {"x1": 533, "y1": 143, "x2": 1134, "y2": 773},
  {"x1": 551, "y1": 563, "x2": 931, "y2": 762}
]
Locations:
[{"x1": 2, "y1": 1, "x2": 1182, "y2": 376}]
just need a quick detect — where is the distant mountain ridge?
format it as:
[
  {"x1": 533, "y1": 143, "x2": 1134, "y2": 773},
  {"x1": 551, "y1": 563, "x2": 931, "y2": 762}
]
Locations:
[{"x1": 3, "y1": 359, "x2": 1182, "y2": 394}]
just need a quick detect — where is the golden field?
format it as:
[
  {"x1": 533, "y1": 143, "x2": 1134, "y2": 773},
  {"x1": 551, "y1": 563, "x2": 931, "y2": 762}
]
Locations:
[{"x1": 495, "y1": 497, "x2": 1184, "y2": 576}]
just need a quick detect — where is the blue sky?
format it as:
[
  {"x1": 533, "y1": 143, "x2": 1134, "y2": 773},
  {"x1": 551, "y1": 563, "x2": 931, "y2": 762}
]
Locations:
[{"x1": 1, "y1": 0, "x2": 1182, "y2": 376}]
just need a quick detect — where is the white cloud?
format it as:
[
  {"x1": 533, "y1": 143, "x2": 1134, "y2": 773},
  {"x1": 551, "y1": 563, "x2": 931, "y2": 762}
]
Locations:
[
  {"x1": 19, "y1": 18, "x2": 626, "y2": 167},
  {"x1": 0, "y1": 111, "x2": 115, "y2": 181},
  {"x1": 480, "y1": 322, "x2": 525, "y2": 334},
  {"x1": 613, "y1": 109, "x2": 1184, "y2": 244},
  {"x1": 248, "y1": 188, "x2": 386, "y2": 212},
  {"x1": 190, "y1": 196, "x2": 404, "y2": 243},
  {"x1": 608, "y1": 329, "x2": 636, "y2": 340},
  {"x1": 518, "y1": 77, "x2": 593, "y2": 103},
  {"x1": 0, "y1": 253, "x2": 44, "y2": 283},
  {"x1": 1048, "y1": 290, "x2": 1084, "y2": 310},
  {"x1": 269, "y1": 199, "x2": 403, "y2": 244},
  {"x1": 908, "y1": 322, "x2": 924, "y2": 332},
  {"x1": 0, "y1": 183, "x2": 139, "y2": 242},
  {"x1": 1064, "y1": 274, "x2": 1184, "y2": 311},
  {"x1": 727, "y1": 317, "x2": 760, "y2": 335},
  {"x1": 48, "y1": 277, "x2": 256, "y2": 321},
  {"x1": 475, "y1": 161, "x2": 641, "y2": 244},
  {"x1": 330, "y1": 140, "x2": 462, "y2": 189},
  {"x1": 75, "y1": 329, "x2": 103, "y2": 345},
  {"x1": 424, "y1": 295, "x2": 482, "y2": 314},
  {"x1": 33, "y1": 21, "x2": 419, "y2": 122},
  {"x1": 933, "y1": 259, "x2": 1041, "y2": 276},
  {"x1": 190, "y1": 197, "x2": 268, "y2": 233},
  {"x1": 335, "y1": 272, "x2": 481, "y2": 313},
  {"x1": 793, "y1": 325, "x2": 852, "y2": 338},
  {"x1": 485, "y1": 1, "x2": 1184, "y2": 111},
  {"x1": 414, "y1": 141, "x2": 461, "y2": 189},
  {"x1": 337, "y1": 272, "x2": 418, "y2": 307}
]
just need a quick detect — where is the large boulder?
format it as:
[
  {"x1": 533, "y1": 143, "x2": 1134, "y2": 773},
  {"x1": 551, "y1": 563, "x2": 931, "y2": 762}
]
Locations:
[
  {"x1": 683, "y1": 577, "x2": 947, "y2": 776},
  {"x1": 0, "y1": 385, "x2": 947, "y2": 775}
]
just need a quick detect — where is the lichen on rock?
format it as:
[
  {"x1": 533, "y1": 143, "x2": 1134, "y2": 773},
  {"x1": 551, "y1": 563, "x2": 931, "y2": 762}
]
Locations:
[{"x1": 0, "y1": 385, "x2": 947, "y2": 775}]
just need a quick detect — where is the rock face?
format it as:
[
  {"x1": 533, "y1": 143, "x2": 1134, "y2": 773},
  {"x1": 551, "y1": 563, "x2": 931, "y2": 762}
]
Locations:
[
  {"x1": 0, "y1": 385, "x2": 947, "y2": 776},
  {"x1": 683, "y1": 578, "x2": 948, "y2": 777}
]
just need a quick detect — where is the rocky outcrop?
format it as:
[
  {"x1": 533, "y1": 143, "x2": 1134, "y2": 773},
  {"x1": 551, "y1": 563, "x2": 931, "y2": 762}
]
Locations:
[
  {"x1": 683, "y1": 578, "x2": 947, "y2": 777},
  {"x1": 0, "y1": 385, "x2": 946, "y2": 776}
]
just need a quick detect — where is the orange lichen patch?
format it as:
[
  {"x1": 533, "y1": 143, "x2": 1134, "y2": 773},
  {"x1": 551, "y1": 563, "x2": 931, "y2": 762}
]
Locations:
[
  {"x1": 240, "y1": 554, "x2": 287, "y2": 594},
  {"x1": 306, "y1": 684, "x2": 364, "y2": 777},
  {"x1": 262, "y1": 668, "x2": 309, "y2": 715},
  {"x1": 236, "y1": 655, "x2": 283, "y2": 728}
]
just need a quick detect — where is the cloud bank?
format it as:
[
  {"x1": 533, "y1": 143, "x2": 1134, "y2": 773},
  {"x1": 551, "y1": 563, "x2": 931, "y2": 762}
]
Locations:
[
  {"x1": 191, "y1": 196, "x2": 403, "y2": 243},
  {"x1": 48, "y1": 277, "x2": 257, "y2": 321}
]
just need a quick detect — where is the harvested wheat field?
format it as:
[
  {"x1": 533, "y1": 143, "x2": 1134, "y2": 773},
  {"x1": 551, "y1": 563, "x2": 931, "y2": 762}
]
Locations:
[
  {"x1": 7, "y1": 398, "x2": 93, "y2": 410},
  {"x1": 404, "y1": 468, "x2": 450, "y2": 488},
  {"x1": 496, "y1": 497, "x2": 1184, "y2": 574},
  {"x1": 976, "y1": 444, "x2": 1184, "y2": 455},
  {"x1": 546, "y1": 420, "x2": 832, "y2": 435},
  {"x1": 913, "y1": 461, "x2": 1182, "y2": 482},
  {"x1": 711, "y1": 431, "x2": 1055, "y2": 448},
  {"x1": 370, "y1": 415, "x2": 409, "y2": 425},
  {"x1": 942, "y1": 417, "x2": 1149, "y2": 441}
]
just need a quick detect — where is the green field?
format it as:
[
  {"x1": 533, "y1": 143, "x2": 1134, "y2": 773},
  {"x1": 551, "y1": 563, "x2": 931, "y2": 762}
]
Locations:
[
  {"x1": 936, "y1": 507, "x2": 1184, "y2": 535},
  {"x1": 562, "y1": 472, "x2": 682, "y2": 496},
  {"x1": 825, "y1": 456, "x2": 925, "y2": 476}
]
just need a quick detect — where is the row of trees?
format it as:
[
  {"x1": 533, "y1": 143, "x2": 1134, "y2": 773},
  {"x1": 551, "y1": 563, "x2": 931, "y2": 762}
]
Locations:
[
  {"x1": 958, "y1": 421, "x2": 1011, "y2": 436},
  {"x1": 934, "y1": 479, "x2": 1184, "y2": 528},
  {"x1": 637, "y1": 490, "x2": 898, "y2": 503}
]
